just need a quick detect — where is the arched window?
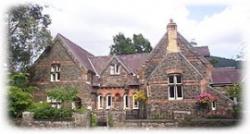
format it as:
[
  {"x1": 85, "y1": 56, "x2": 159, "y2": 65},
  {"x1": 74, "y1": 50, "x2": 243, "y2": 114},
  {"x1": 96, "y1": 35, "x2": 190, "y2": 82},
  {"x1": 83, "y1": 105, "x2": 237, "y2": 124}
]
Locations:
[
  {"x1": 132, "y1": 95, "x2": 139, "y2": 109},
  {"x1": 106, "y1": 95, "x2": 112, "y2": 109},
  {"x1": 97, "y1": 95, "x2": 104, "y2": 109},
  {"x1": 123, "y1": 94, "x2": 129, "y2": 109},
  {"x1": 168, "y1": 74, "x2": 183, "y2": 100}
]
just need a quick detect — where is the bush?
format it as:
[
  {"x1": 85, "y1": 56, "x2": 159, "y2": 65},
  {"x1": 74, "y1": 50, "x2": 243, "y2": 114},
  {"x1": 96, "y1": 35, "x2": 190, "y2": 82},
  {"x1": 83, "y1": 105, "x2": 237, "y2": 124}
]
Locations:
[
  {"x1": 30, "y1": 102, "x2": 73, "y2": 120},
  {"x1": 90, "y1": 112, "x2": 97, "y2": 127},
  {"x1": 74, "y1": 107, "x2": 87, "y2": 114},
  {"x1": 108, "y1": 113, "x2": 113, "y2": 127},
  {"x1": 8, "y1": 86, "x2": 33, "y2": 118}
]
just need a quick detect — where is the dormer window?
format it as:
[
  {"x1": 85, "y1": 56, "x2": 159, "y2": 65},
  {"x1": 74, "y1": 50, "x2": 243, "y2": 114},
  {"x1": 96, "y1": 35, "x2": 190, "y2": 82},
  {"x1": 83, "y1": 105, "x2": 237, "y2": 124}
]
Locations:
[
  {"x1": 168, "y1": 74, "x2": 183, "y2": 100},
  {"x1": 50, "y1": 64, "x2": 60, "y2": 82},
  {"x1": 110, "y1": 64, "x2": 120, "y2": 75}
]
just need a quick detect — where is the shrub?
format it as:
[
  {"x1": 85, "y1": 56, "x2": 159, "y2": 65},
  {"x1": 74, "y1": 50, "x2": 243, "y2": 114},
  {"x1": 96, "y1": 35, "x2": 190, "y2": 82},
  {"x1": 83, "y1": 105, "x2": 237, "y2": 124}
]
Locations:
[
  {"x1": 108, "y1": 113, "x2": 113, "y2": 127},
  {"x1": 30, "y1": 102, "x2": 73, "y2": 120},
  {"x1": 90, "y1": 112, "x2": 97, "y2": 127},
  {"x1": 8, "y1": 86, "x2": 33, "y2": 118},
  {"x1": 74, "y1": 107, "x2": 87, "y2": 114}
]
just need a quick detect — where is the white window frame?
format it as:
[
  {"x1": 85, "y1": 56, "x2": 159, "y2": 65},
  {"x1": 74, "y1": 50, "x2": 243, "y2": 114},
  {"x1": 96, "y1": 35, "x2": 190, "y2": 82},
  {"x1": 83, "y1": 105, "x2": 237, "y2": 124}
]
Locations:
[
  {"x1": 50, "y1": 64, "x2": 60, "y2": 82},
  {"x1": 123, "y1": 95, "x2": 129, "y2": 109},
  {"x1": 132, "y1": 95, "x2": 139, "y2": 109},
  {"x1": 110, "y1": 64, "x2": 120, "y2": 75},
  {"x1": 106, "y1": 95, "x2": 112, "y2": 109},
  {"x1": 211, "y1": 101, "x2": 216, "y2": 111},
  {"x1": 97, "y1": 95, "x2": 103, "y2": 109},
  {"x1": 168, "y1": 74, "x2": 183, "y2": 100},
  {"x1": 146, "y1": 85, "x2": 151, "y2": 97}
]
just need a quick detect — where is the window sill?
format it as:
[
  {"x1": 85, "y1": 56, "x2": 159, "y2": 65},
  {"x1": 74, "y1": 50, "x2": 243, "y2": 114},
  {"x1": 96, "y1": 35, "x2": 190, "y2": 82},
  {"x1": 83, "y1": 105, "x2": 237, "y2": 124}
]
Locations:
[{"x1": 110, "y1": 74, "x2": 120, "y2": 76}]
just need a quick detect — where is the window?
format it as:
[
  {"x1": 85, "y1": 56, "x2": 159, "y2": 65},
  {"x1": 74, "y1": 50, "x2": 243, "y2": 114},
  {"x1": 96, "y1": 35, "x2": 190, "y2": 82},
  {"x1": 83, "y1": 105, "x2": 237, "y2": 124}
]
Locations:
[
  {"x1": 97, "y1": 95, "x2": 104, "y2": 109},
  {"x1": 47, "y1": 96, "x2": 61, "y2": 109},
  {"x1": 168, "y1": 74, "x2": 183, "y2": 100},
  {"x1": 50, "y1": 64, "x2": 60, "y2": 82},
  {"x1": 211, "y1": 101, "x2": 216, "y2": 111},
  {"x1": 146, "y1": 85, "x2": 151, "y2": 97},
  {"x1": 110, "y1": 64, "x2": 120, "y2": 75},
  {"x1": 123, "y1": 95, "x2": 129, "y2": 109},
  {"x1": 132, "y1": 95, "x2": 139, "y2": 109},
  {"x1": 106, "y1": 95, "x2": 112, "y2": 109}
]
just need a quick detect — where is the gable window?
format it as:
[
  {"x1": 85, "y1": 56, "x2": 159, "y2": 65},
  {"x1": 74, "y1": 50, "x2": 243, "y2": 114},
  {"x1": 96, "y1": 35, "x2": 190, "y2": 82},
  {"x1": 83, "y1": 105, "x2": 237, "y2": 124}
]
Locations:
[
  {"x1": 50, "y1": 64, "x2": 60, "y2": 82},
  {"x1": 110, "y1": 64, "x2": 120, "y2": 75},
  {"x1": 97, "y1": 95, "x2": 104, "y2": 109},
  {"x1": 123, "y1": 95, "x2": 129, "y2": 109},
  {"x1": 132, "y1": 95, "x2": 139, "y2": 109},
  {"x1": 211, "y1": 101, "x2": 216, "y2": 111},
  {"x1": 168, "y1": 74, "x2": 183, "y2": 100},
  {"x1": 106, "y1": 95, "x2": 112, "y2": 109}
]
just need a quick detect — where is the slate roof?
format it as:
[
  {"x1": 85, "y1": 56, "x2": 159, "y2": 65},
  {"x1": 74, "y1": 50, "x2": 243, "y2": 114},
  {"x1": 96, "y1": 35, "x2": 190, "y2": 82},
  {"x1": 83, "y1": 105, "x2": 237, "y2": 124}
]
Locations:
[
  {"x1": 56, "y1": 34, "x2": 95, "y2": 72},
  {"x1": 193, "y1": 46, "x2": 210, "y2": 57},
  {"x1": 55, "y1": 33, "x2": 240, "y2": 87},
  {"x1": 211, "y1": 67, "x2": 241, "y2": 85}
]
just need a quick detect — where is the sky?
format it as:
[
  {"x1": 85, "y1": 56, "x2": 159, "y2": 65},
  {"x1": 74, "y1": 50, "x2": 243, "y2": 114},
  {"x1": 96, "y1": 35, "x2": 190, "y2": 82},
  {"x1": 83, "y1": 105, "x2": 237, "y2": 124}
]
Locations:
[{"x1": 3, "y1": 0, "x2": 250, "y2": 59}]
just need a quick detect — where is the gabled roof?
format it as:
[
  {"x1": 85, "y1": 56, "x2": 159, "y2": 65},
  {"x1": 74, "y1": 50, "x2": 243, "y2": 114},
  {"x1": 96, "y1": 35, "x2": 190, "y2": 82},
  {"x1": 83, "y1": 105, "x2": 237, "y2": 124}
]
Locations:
[
  {"x1": 211, "y1": 67, "x2": 241, "y2": 85},
  {"x1": 56, "y1": 34, "x2": 95, "y2": 72},
  {"x1": 89, "y1": 53, "x2": 148, "y2": 75}
]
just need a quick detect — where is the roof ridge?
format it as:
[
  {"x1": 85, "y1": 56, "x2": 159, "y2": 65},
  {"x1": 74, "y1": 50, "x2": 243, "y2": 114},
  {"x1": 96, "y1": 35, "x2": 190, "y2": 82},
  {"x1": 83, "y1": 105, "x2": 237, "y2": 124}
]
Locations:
[{"x1": 56, "y1": 33, "x2": 94, "y2": 57}]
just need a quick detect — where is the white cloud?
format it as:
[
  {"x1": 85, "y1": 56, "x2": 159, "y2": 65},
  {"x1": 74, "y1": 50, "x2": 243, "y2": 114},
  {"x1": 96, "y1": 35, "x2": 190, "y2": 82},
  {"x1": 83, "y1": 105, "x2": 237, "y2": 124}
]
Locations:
[{"x1": 3, "y1": 0, "x2": 249, "y2": 58}]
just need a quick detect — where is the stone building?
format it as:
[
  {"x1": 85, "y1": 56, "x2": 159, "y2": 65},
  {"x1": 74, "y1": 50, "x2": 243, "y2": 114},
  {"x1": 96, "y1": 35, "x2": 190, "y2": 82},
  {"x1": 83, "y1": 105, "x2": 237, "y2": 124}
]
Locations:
[{"x1": 29, "y1": 20, "x2": 240, "y2": 123}]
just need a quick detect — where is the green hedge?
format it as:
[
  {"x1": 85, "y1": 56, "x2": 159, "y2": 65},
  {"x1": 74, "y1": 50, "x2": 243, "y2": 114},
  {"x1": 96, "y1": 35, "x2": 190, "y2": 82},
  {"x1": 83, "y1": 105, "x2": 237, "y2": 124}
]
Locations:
[{"x1": 29, "y1": 103, "x2": 73, "y2": 120}]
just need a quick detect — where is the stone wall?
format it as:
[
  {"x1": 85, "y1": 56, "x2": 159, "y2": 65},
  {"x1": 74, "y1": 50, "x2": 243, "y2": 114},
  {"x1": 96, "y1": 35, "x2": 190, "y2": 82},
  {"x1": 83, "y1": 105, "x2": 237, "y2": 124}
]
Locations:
[
  {"x1": 29, "y1": 40, "x2": 92, "y2": 107},
  {"x1": 19, "y1": 111, "x2": 90, "y2": 128}
]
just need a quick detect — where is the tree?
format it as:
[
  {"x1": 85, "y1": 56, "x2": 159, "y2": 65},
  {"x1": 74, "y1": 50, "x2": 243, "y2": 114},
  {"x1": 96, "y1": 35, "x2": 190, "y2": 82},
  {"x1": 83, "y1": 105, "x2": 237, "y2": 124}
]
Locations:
[
  {"x1": 226, "y1": 84, "x2": 241, "y2": 103},
  {"x1": 9, "y1": 86, "x2": 33, "y2": 118},
  {"x1": 134, "y1": 90, "x2": 147, "y2": 118},
  {"x1": 133, "y1": 34, "x2": 152, "y2": 53},
  {"x1": 110, "y1": 33, "x2": 152, "y2": 55},
  {"x1": 47, "y1": 86, "x2": 78, "y2": 108},
  {"x1": 8, "y1": 3, "x2": 52, "y2": 72},
  {"x1": 8, "y1": 72, "x2": 34, "y2": 118}
]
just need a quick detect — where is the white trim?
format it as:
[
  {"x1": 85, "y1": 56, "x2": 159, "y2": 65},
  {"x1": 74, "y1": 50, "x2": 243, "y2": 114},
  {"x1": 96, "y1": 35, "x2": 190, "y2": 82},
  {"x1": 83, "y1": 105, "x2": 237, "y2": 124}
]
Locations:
[
  {"x1": 106, "y1": 95, "x2": 112, "y2": 109},
  {"x1": 168, "y1": 74, "x2": 183, "y2": 100},
  {"x1": 168, "y1": 86, "x2": 175, "y2": 100},
  {"x1": 211, "y1": 101, "x2": 216, "y2": 111},
  {"x1": 97, "y1": 95, "x2": 103, "y2": 109},
  {"x1": 123, "y1": 95, "x2": 129, "y2": 109},
  {"x1": 146, "y1": 86, "x2": 151, "y2": 97},
  {"x1": 176, "y1": 86, "x2": 183, "y2": 100},
  {"x1": 132, "y1": 95, "x2": 139, "y2": 109},
  {"x1": 88, "y1": 57, "x2": 98, "y2": 75}
]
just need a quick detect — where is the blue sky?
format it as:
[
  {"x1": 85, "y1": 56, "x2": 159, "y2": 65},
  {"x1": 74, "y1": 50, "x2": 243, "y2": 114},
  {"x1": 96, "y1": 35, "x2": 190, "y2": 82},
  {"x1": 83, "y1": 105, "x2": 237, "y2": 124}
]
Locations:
[{"x1": 187, "y1": 5, "x2": 227, "y2": 21}]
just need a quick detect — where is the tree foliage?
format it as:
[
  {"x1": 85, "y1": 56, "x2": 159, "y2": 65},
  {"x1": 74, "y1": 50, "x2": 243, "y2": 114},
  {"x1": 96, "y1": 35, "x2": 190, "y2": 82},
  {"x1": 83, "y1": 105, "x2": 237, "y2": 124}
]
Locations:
[
  {"x1": 8, "y1": 3, "x2": 52, "y2": 72},
  {"x1": 8, "y1": 72, "x2": 35, "y2": 118},
  {"x1": 134, "y1": 90, "x2": 147, "y2": 102},
  {"x1": 8, "y1": 86, "x2": 33, "y2": 118},
  {"x1": 47, "y1": 86, "x2": 78, "y2": 105},
  {"x1": 110, "y1": 33, "x2": 152, "y2": 55},
  {"x1": 226, "y1": 84, "x2": 241, "y2": 100}
]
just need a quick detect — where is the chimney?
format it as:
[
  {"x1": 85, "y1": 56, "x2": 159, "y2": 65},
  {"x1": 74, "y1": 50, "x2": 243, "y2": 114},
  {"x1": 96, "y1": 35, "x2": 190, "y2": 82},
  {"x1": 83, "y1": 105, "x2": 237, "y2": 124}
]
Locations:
[{"x1": 167, "y1": 19, "x2": 179, "y2": 53}]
